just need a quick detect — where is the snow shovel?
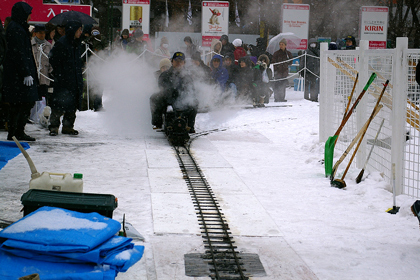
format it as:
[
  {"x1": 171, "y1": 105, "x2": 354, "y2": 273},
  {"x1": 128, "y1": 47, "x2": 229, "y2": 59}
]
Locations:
[
  {"x1": 355, "y1": 118, "x2": 385, "y2": 183},
  {"x1": 331, "y1": 80, "x2": 388, "y2": 188},
  {"x1": 330, "y1": 103, "x2": 382, "y2": 182},
  {"x1": 324, "y1": 72, "x2": 376, "y2": 177}
]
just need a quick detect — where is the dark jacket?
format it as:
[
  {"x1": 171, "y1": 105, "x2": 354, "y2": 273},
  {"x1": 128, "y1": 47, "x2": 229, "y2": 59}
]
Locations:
[
  {"x1": 48, "y1": 21, "x2": 83, "y2": 111},
  {"x1": 416, "y1": 61, "x2": 420, "y2": 86},
  {"x1": 2, "y1": 2, "x2": 39, "y2": 103},
  {"x1": 126, "y1": 38, "x2": 148, "y2": 55},
  {"x1": 272, "y1": 48, "x2": 292, "y2": 79},
  {"x1": 0, "y1": 20, "x2": 7, "y2": 95},
  {"x1": 249, "y1": 38, "x2": 267, "y2": 58},
  {"x1": 224, "y1": 53, "x2": 240, "y2": 85},
  {"x1": 220, "y1": 35, "x2": 235, "y2": 57},
  {"x1": 0, "y1": 22, "x2": 6, "y2": 66},
  {"x1": 236, "y1": 57, "x2": 255, "y2": 96},
  {"x1": 300, "y1": 38, "x2": 320, "y2": 81},
  {"x1": 158, "y1": 66, "x2": 197, "y2": 110},
  {"x1": 210, "y1": 54, "x2": 229, "y2": 91}
]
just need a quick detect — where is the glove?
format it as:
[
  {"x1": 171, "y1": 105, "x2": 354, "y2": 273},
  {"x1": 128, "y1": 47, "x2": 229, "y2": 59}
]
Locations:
[{"x1": 23, "y1": 76, "x2": 34, "y2": 86}]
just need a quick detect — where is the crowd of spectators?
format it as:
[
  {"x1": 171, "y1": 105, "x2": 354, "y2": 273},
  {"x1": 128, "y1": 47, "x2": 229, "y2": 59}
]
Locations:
[{"x1": 1, "y1": 1, "x2": 365, "y2": 139}]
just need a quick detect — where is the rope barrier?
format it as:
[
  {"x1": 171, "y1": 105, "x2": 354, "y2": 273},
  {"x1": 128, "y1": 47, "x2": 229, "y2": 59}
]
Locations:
[{"x1": 35, "y1": 42, "x2": 320, "y2": 91}]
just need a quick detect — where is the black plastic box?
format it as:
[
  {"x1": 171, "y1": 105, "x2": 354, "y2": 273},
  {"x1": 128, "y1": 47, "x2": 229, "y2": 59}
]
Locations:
[{"x1": 21, "y1": 189, "x2": 118, "y2": 218}]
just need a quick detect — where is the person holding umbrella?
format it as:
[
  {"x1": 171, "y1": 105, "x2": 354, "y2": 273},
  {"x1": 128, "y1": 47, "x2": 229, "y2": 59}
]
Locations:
[
  {"x1": 3, "y1": 2, "x2": 39, "y2": 141},
  {"x1": 48, "y1": 20, "x2": 83, "y2": 136},
  {"x1": 271, "y1": 38, "x2": 292, "y2": 102}
]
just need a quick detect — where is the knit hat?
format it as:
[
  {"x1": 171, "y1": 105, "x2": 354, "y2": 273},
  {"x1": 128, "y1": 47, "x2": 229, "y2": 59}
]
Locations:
[
  {"x1": 279, "y1": 38, "x2": 287, "y2": 45},
  {"x1": 160, "y1": 36, "x2": 168, "y2": 44},
  {"x1": 34, "y1": 24, "x2": 45, "y2": 33},
  {"x1": 134, "y1": 28, "x2": 144, "y2": 38},
  {"x1": 159, "y1": 58, "x2": 172, "y2": 69},
  {"x1": 121, "y1": 29, "x2": 129, "y2": 36},
  {"x1": 232, "y1": 38, "x2": 242, "y2": 47}
]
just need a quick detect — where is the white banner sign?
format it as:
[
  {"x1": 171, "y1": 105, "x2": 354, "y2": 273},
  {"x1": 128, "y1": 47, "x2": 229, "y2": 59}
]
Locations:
[
  {"x1": 359, "y1": 6, "x2": 388, "y2": 49},
  {"x1": 281, "y1": 4, "x2": 309, "y2": 50},
  {"x1": 201, "y1": 1, "x2": 229, "y2": 47},
  {"x1": 122, "y1": 0, "x2": 150, "y2": 38}
]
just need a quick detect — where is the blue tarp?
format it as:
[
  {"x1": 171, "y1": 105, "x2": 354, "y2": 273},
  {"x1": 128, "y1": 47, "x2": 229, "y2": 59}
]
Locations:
[
  {"x1": 0, "y1": 207, "x2": 145, "y2": 279},
  {"x1": 0, "y1": 141, "x2": 29, "y2": 170}
]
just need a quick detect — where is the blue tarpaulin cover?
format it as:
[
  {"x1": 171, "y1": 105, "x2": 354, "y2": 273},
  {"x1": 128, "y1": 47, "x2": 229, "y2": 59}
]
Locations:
[
  {"x1": 0, "y1": 141, "x2": 30, "y2": 170},
  {"x1": 0, "y1": 207, "x2": 144, "y2": 279}
]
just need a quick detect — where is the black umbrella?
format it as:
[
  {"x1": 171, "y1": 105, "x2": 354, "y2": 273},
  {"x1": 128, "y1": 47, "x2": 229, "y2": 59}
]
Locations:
[{"x1": 48, "y1": 11, "x2": 97, "y2": 26}]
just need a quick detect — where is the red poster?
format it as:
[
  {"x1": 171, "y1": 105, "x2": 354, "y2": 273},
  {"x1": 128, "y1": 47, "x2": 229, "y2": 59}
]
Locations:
[{"x1": 1, "y1": 0, "x2": 91, "y2": 23}]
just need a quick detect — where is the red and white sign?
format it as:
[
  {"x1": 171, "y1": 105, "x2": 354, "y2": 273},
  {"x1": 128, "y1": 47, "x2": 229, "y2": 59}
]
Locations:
[
  {"x1": 359, "y1": 6, "x2": 388, "y2": 49},
  {"x1": 122, "y1": 0, "x2": 150, "y2": 4},
  {"x1": 281, "y1": 4, "x2": 310, "y2": 50},
  {"x1": 0, "y1": 0, "x2": 91, "y2": 24},
  {"x1": 201, "y1": 1, "x2": 229, "y2": 47},
  {"x1": 122, "y1": 1, "x2": 150, "y2": 36}
]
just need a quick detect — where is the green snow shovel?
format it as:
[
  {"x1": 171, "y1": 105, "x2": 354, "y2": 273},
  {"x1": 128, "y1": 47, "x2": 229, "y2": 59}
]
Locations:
[{"x1": 324, "y1": 72, "x2": 377, "y2": 177}]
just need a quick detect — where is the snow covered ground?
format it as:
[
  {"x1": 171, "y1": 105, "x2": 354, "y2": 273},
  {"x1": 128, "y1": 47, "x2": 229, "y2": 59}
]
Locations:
[{"x1": 1, "y1": 87, "x2": 420, "y2": 279}]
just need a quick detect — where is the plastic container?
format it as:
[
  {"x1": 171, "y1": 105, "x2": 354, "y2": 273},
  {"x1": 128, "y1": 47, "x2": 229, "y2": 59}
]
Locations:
[
  {"x1": 29, "y1": 172, "x2": 83, "y2": 192},
  {"x1": 21, "y1": 189, "x2": 118, "y2": 218}
]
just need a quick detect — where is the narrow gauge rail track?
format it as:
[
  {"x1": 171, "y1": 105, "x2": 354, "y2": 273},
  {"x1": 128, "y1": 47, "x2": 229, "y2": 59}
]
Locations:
[{"x1": 174, "y1": 144, "x2": 249, "y2": 280}]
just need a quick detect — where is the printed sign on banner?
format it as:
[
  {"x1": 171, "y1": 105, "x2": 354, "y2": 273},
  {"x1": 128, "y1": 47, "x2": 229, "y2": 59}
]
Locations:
[
  {"x1": 201, "y1": 1, "x2": 229, "y2": 47},
  {"x1": 0, "y1": 0, "x2": 91, "y2": 23},
  {"x1": 122, "y1": 0, "x2": 150, "y2": 38},
  {"x1": 359, "y1": 6, "x2": 388, "y2": 49},
  {"x1": 281, "y1": 4, "x2": 309, "y2": 50}
]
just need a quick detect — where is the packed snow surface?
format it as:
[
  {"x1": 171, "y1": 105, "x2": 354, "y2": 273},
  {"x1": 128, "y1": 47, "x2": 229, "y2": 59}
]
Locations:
[{"x1": 1, "y1": 89, "x2": 420, "y2": 279}]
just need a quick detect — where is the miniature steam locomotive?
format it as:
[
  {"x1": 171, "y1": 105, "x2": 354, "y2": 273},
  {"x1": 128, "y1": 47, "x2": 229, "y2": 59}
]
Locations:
[{"x1": 163, "y1": 106, "x2": 192, "y2": 146}]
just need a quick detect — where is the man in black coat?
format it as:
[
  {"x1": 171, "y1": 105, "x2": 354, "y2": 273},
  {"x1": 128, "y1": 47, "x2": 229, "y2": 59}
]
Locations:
[
  {"x1": 0, "y1": 18, "x2": 8, "y2": 130},
  {"x1": 3, "y1": 2, "x2": 39, "y2": 141},
  {"x1": 48, "y1": 20, "x2": 83, "y2": 136},
  {"x1": 150, "y1": 52, "x2": 198, "y2": 132},
  {"x1": 300, "y1": 38, "x2": 320, "y2": 102}
]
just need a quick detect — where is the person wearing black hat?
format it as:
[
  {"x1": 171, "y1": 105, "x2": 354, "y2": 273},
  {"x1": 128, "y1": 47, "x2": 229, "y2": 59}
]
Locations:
[
  {"x1": 300, "y1": 38, "x2": 320, "y2": 102},
  {"x1": 345, "y1": 35, "x2": 356, "y2": 50},
  {"x1": 3, "y1": 2, "x2": 39, "y2": 141},
  {"x1": 48, "y1": 20, "x2": 83, "y2": 136},
  {"x1": 31, "y1": 24, "x2": 53, "y2": 116},
  {"x1": 150, "y1": 52, "x2": 198, "y2": 132}
]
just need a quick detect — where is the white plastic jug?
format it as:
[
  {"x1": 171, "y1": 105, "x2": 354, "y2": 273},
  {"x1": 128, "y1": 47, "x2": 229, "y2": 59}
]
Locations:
[
  {"x1": 11, "y1": 136, "x2": 84, "y2": 193},
  {"x1": 29, "y1": 172, "x2": 83, "y2": 192}
]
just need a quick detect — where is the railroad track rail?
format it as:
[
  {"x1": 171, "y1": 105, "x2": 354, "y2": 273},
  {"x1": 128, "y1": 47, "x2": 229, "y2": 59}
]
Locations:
[{"x1": 174, "y1": 145, "x2": 250, "y2": 280}]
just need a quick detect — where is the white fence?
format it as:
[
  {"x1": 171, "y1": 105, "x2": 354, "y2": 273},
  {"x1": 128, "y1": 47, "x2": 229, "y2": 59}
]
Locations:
[{"x1": 319, "y1": 38, "x2": 420, "y2": 198}]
